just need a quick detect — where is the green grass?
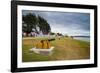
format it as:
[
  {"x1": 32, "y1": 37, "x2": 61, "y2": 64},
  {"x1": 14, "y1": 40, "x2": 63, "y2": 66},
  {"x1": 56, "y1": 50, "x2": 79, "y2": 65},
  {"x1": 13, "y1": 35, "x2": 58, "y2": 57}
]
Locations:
[
  {"x1": 22, "y1": 45, "x2": 51, "y2": 62},
  {"x1": 22, "y1": 37, "x2": 90, "y2": 62}
]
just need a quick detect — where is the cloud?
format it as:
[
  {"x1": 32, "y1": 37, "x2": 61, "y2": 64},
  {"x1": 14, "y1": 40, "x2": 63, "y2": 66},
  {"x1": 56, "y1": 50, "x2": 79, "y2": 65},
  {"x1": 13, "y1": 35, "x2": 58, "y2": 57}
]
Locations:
[{"x1": 22, "y1": 10, "x2": 90, "y2": 36}]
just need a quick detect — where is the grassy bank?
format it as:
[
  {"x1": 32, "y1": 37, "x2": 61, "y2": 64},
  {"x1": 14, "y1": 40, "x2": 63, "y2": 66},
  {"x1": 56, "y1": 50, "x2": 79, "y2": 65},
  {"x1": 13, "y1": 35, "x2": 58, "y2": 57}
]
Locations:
[{"x1": 22, "y1": 37, "x2": 90, "y2": 62}]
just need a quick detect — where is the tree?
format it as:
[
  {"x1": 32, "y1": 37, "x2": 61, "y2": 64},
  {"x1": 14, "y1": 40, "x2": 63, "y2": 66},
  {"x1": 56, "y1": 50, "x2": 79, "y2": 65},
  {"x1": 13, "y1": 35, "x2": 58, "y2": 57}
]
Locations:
[
  {"x1": 22, "y1": 13, "x2": 38, "y2": 34},
  {"x1": 38, "y1": 15, "x2": 51, "y2": 34},
  {"x1": 57, "y1": 33, "x2": 63, "y2": 36},
  {"x1": 50, "y1": 32, "x2": 55, "y2": 35},
  {"x1": 22, "y1": 13, "x2": 51, "y2": 36}
]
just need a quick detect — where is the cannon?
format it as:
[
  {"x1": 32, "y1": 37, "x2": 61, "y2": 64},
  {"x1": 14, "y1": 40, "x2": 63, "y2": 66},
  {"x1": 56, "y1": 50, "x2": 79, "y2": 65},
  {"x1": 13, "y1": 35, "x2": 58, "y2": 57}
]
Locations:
[{"x1": 30, "y1": 38, "x2": 55, "y2": 55}]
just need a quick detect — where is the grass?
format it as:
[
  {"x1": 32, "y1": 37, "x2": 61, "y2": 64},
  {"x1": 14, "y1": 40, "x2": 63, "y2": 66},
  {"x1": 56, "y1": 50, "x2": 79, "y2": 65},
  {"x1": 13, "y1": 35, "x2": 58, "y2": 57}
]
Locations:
[{"x1": 22, "y1": 37, "x2": 90, "y2": 62}]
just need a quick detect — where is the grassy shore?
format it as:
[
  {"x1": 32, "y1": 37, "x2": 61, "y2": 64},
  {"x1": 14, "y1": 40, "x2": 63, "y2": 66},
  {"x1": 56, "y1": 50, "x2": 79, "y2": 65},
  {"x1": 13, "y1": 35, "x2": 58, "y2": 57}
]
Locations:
[{"x1": 22, "y1": 37, "x2": 90, "y2": 62}]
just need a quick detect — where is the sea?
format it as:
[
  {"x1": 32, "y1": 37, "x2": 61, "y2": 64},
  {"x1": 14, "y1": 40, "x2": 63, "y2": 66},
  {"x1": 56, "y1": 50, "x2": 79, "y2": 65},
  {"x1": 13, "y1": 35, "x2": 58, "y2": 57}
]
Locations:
[{"x1": 73, "y1": 37, "x2": 90, "y2": 42}]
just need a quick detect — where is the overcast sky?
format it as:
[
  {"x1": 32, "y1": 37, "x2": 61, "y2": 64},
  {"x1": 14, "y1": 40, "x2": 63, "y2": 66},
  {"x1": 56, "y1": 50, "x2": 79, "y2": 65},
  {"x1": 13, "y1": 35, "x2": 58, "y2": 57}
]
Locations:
[{"x1": 22, "y1": 10, "x2": 90, "y2": 36}]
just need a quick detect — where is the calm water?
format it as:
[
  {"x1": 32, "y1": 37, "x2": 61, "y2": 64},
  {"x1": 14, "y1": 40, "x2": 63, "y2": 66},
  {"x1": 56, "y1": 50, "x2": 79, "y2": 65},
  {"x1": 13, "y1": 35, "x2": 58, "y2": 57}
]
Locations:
[{"x1": 74, "y1": 37, "x2": 90, "y2": 42}]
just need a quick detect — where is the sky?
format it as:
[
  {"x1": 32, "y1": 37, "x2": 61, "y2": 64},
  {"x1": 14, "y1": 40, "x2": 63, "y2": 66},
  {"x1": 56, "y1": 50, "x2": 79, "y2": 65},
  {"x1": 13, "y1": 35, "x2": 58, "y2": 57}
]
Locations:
[{"x1": 22, "y1": 10, "x2": 90, "y2": 36}]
